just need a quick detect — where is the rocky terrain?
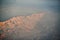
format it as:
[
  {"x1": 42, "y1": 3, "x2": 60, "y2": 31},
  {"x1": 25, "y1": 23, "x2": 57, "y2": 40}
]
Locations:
[
  {"x1": 0, "y1": 12, "x2": 58, "y2": 40},
  {"x1": 0, "y1": 12, "x2": 45, "y2": 40}
]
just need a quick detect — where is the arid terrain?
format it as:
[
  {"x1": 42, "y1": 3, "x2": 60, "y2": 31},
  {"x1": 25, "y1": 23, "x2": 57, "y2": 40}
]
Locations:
[
  {"x1": 0, "y1": 0, "x2": 59, "y2": 40},
  {"x1": 0, "y1": 12, "x2": 58, "y2": 40},
  {"x1": 0, "y1": 13, "x2": 45, "y2": 40}
]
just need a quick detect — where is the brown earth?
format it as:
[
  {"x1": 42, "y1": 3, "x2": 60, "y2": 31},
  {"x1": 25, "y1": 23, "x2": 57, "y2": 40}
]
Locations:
[{"x1": 0, "y1": 12, "x2": 45, "y2": 40}]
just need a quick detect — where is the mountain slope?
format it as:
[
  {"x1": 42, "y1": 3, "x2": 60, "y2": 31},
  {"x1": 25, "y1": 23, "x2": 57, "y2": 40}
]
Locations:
[{"x1": 0, "y1": 12, "x2": 45, "y2": 40}]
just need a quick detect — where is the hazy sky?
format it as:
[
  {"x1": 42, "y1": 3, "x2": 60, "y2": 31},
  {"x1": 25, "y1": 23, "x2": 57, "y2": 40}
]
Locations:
[
  {"x1": 0, "y1": 0, "x2": 59, "y2": 40},
  {"x1": 0, "y1": 0, "x2": 58, "y2": 21}
]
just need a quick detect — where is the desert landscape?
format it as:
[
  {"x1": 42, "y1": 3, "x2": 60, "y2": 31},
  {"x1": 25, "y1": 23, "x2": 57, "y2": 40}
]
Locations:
[
  {"x1": 0, "y1": 12, "x2": 59, "y2": 40},
  {"x1": 0, "y1": 0, "x2": 59, "y2": 40}
]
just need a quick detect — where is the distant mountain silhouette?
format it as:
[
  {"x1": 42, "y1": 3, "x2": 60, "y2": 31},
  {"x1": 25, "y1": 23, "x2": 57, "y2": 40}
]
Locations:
[{"x1": 0, "y1": 12, "x2": 45, "y2": 40}]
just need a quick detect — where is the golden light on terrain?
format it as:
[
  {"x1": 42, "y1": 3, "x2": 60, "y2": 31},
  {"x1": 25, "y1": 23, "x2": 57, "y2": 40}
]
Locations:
[{"x1": 0, "y1": 13, "x2": 45, "y2": 39}]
